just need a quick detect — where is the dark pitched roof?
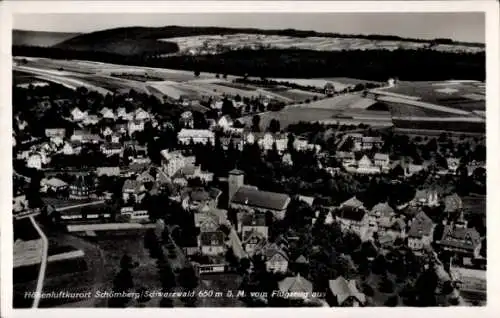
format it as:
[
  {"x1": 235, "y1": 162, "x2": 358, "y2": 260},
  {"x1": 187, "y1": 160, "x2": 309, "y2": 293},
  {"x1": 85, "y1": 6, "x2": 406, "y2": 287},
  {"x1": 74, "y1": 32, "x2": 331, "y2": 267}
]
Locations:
[
  {"x1": 241, "y1": 213, "x2": 267, "y2": 227},
  {"x1": 328, "y1": 277, "x2": 366, "y2": 305},
  {"x1": 370, "y1": 202, "x2": 394, "y2": 218},
  {"x1": 338, "y1": 206, "x2": 366, "y2": 222},
  {"x1": 200, "y1": 231, "x2": 225, "y2": 246},
  {"x1": 231, "y1": 187, "x2": 291, "y2": 211},
  {"x1": 190, "y1": 189, "x2": 210, "y2": 202},
  {"x1": 439, "y1": 225, "x2": 481, "y2": 251},
  {"x1": 408, "y1": 211, "x2": 434, "y2": 238},
  {"x1": 242, "y1": 230, "x2": 266, "y2": 244},
  {"x1": 103, "y1": 142, "x2": 122, "y2": 150},
  {"x1": 263, "y1": 243, "x2": 289, "y2": 261}
]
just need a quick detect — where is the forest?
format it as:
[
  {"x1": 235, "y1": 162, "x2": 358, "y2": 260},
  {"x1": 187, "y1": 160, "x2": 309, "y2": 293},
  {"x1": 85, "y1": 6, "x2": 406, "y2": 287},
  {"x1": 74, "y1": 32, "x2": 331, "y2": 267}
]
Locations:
[{"x1": 13, "y1": 46, "x2": 485, "y2": 81}]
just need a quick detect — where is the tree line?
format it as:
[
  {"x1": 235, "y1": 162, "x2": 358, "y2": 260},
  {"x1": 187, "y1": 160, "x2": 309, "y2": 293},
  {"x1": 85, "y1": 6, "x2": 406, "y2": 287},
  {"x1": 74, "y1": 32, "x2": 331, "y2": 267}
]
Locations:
[{"x1": 13, "y1": 46, "x2": 485, "y2": 81}]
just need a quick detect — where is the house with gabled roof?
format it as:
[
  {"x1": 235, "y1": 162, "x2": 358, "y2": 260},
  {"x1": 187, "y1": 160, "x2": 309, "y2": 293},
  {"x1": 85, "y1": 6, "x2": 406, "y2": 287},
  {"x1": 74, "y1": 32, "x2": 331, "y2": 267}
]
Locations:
[
  {"x1": 277, "y1": 274, "x2": 314, "y2": 300},
  {"x1": 373, "y1": 153, "x2": 390, "y2": 170},
  {"x1": 70, "y1": 107, "x2": 87, "y2": 122},
  {"x1": 407, "y1": 211, "x2": 434, "y2": 252},
  {"x1": 199, "y1": 232, "x2": 226, "y2": 256},
  {"x1": 242, "y1": 230, "x2": 267, "y2": 255},
  {"x1": 136, "y1": 171, "x2": 155, "y2": 184},
  {"x1": 411, "y1": 188, "x2": 439, "y2": 207},
  {"x1": 327, "y1": 277, "x2": 366, "y2": 307},
  {"x1": 239, "y1": 213, "x2": 268, "y2": 239},
  {"x1": 134, "y1": 108, "x2": 151, "y2": 121},
  {"x1": 340, "y1": 196, "x2": 365, "y2": 210},
  {"x1": 257, "y1": 242, "x2": 289, "y2": 273},
  {"x1": 122, "y1": 179, "x2": 146, "y2": 204},
  {"x1": 217, "y1": 115, "x2": 234, "y2": 129},
  {"x1": 336, "y1": 151, "x2": 356, "y2": 166}
]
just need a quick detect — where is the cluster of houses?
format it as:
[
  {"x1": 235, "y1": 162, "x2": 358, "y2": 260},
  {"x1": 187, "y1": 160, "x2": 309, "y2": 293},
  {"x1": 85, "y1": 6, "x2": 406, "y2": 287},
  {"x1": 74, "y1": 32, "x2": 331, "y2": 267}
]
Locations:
[
  {"x1": 310, "y1": 188, "x2": 483, "y2": 266},
  {"x1": 15, "y1": 105, "x2": 157, "y2": 171},
  {"x1": 335, "y1": 133, "x2": 485, "y2": 178}
]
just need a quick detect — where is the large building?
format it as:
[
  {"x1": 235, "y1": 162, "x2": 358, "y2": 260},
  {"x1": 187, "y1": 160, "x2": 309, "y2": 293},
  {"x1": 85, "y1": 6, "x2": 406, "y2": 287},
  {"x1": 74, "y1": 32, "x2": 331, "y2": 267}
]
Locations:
[
  {"x1": 228, "y1": 169, "x2": 291, "y2": 220},
  {"x1": 177, "y1": 129, "x2": 215, "y2": 145}
]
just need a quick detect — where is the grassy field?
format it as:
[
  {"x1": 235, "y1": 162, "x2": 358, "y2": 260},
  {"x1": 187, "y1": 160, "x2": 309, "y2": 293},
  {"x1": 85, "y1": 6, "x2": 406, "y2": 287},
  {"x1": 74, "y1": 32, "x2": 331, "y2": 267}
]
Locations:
[
  {"x1": 383, "y1": 81, "x2": 485, "y2": 112},
  {"x1": 273, "y1": 89, "x2": 324, "y2": 102}
]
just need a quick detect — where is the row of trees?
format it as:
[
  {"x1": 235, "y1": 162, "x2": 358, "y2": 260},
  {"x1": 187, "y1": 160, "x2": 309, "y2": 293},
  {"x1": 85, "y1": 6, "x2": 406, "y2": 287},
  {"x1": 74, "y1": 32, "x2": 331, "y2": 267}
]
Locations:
[{"x1": 13, "y1": 46, "x2": 485, "y2": 81}]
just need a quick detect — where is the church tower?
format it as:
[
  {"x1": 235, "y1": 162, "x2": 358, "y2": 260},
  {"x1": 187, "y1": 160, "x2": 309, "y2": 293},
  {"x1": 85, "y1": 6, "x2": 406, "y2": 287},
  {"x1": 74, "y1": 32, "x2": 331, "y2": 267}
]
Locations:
[{"x1": 228, "y1": 169, "x2": 245, "y2": 207}]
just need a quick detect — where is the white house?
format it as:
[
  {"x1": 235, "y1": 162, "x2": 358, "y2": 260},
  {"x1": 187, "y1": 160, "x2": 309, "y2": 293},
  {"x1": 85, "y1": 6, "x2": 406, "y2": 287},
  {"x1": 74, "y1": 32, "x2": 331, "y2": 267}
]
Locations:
[
  {"x1": 180, "y1": 111, "x2": 194, "y2": 128},
  {"x1": 70, "y1": 107, "x2": 87, "y2": 122},
  {"x1": 217, "y1": 115, "x2": 234, "y2": 129},
  {"x1": 82, "y1": 115, "x2": 100, "y2": 126},
  {"x1": 373, "y1": 153, "x2": 390, "y2": 170},
  {"x1": 100, "y1": 143, "x2": 123, "y2": 156},
  {"x1": 160, "y1": 149, "x2": 196, "y2": 177},
  {"x1": 134, "y1": 108, "x2": 150, "y2": 121},
  {"x1": 446, "y1": 157, "x2": 461, "y2": 174},
  {"x1": 127, "y1": 120, "x2": 145, "y2": 135},
  {"x1": 102, "y1": 126, "x2": 114, "y2": 137},
  {"x1": 45, "y1": 128, "x2": 66, "y2": 138},
  {"x1": 177, "y1": 129, "x2": 215, "y2": 145},
  {"x1": 101, "y1": 108, "x2": 116, "y2": 120},
  {"x1": 26, "y1": 153, "x2": 43, "y2": 170},
  {"x1": 62, "y1": 142, "x2": 75, "y2": 155}
]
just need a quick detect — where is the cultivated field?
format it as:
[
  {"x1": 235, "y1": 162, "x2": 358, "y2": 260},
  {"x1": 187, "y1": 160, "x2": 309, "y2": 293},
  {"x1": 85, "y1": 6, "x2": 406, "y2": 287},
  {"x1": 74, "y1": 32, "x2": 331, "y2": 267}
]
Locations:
[
  {"x1": 160, "y1": 33, "x2": 484, "y2": 55},
  {"x1": 381, "y1": 81, "x2": 485, "y2": 112}
]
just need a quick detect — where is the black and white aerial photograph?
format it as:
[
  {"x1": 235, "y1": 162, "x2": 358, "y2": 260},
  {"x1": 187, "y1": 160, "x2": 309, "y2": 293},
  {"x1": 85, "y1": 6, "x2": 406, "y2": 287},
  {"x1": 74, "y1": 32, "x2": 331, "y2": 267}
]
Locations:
[{"x1": 4, "y1": 0, "x2": 497, "y2": 312}]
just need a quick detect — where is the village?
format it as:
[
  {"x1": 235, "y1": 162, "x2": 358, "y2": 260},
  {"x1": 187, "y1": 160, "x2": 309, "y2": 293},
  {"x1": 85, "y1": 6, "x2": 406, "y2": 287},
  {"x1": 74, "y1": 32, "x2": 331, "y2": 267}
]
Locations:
[{"x1": 12, "y1": 74, "x2": 487, "y2": 308}]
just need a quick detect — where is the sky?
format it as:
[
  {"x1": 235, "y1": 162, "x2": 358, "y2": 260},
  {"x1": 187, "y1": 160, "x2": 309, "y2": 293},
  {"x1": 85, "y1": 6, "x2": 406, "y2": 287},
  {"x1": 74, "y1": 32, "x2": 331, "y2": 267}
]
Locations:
[{"x1": 14, "y1": 12, "x2": 485, "y2": 43}]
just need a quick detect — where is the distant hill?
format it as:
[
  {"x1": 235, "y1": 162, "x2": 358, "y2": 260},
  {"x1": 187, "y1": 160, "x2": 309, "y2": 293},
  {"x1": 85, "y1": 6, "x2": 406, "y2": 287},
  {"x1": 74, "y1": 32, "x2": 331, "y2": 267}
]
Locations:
[
  {"x1": 52, "y1": 25, "x2": 484, "y2": 57},
  {"x1": 13, "y1": 30, "x2": 80, "y2": 47}
]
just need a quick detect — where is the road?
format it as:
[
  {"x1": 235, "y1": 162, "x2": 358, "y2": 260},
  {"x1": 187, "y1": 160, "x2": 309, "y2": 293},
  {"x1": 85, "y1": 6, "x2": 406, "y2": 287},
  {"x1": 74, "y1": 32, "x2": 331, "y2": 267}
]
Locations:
[
  {"x1": 56, "y1": 200, "x2": 106, "y2": 212},
  {"x1": 29, "y1": 216, "x2": 48, "y2": 308}
]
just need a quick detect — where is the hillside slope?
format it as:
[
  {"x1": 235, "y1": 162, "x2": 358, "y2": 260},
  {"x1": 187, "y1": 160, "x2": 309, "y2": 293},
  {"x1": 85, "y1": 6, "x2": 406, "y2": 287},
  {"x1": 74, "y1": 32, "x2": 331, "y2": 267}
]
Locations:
[
  {"x1": 53, "y1": 25, "x2": 484, "y2": 56},
  {"x1": 13, "y1": 30, "x2": 80, "y2": 47}
]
